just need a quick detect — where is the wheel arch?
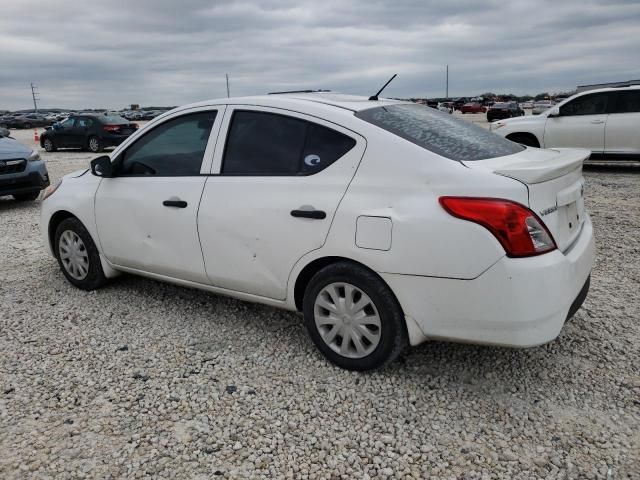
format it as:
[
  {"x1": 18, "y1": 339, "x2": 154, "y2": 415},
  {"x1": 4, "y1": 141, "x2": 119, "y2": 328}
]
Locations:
[
  {"x1": 48, "y1": 210, "x2": 77, "y2": 253},
  {"x1": 293, "y1": 256, "x2": 400, "y2": 313},
  {"x1": 505, "y1": 131, "x2": 541, "y2": 148}
]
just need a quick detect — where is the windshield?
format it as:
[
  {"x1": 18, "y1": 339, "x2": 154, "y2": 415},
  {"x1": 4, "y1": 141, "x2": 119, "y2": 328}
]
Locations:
[{"x1": 355, "y1": 103, "x2": 524, "y2": 161}]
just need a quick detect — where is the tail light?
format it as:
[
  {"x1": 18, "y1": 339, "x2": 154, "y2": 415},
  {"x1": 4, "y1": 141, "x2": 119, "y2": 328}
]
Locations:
[
  {"x1": 439, "y1": 197, "x2": 556, "y2": 257},
  {"x1": 103, "y1": 125, "x2": 120, "y2": 132}
]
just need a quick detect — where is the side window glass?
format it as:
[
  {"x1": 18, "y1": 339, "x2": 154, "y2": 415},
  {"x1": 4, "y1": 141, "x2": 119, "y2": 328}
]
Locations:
[
  {"x1": 301, "y1": 123, "x2": 356, "y2": 174},
  {"x1": 560, "y1": 93, "x2": 608, "y2": 116},
  {"x1": 77, "y1": 118, "x2": 88, "y2": 128},
  {"x1": 222, "y1": 111, "x2": 307, "y2": 175},
  {"x1": 118, "y1": 111, "x2": 216, "y2": 176},
  {"x1": 60, "y1": 118, "x2": 75, "y2": 128},
  {"x1": 222, "y1": 110, "x2": 356, "y2": 175},
  {"x1": 609, "y1": 91, "x2": 640, "y2": 114}
]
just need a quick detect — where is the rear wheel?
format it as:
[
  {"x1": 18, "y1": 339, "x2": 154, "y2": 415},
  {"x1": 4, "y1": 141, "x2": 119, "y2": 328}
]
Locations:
[
  {"x1": 507, "y1": 133, "x2": 540, "y2": 148},
  {"x1": 54, "y1": 217, "x2": 107, "y2": 290},
  {"x1": 43, "y1": 137, "x2": 56, "y2": 152},
  {"x1": 88, "y1": 136, "x2": 102, "y2": 153},
  {"x1": 13, "y1": 191, "x2": 39, "y2": 201},
  {"x1": 302, "y1": 262, "x2": 408, "y2": 371}
]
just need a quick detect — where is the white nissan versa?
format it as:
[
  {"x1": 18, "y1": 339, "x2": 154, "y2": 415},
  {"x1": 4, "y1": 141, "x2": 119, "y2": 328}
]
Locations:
[
  {"x1": 491, "y1": 86, "x2": 640, "y2": 159},
  {"x1": 40, "y1": 93, "x2": 595, "y2": 370}
]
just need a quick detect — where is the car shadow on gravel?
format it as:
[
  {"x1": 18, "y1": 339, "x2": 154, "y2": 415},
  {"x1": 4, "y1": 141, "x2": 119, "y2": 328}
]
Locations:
[{"x1": 0, "y1": 197, "x2": 40, "y2": 211}]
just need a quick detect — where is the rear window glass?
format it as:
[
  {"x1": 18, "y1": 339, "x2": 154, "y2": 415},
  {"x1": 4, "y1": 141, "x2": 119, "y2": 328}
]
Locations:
[
  {"x1": 355, "y1": 103, "x2": 523, "y2": 161},
  {"x1": 101, "y1": 115, "x2": 128, "y2": 124}
]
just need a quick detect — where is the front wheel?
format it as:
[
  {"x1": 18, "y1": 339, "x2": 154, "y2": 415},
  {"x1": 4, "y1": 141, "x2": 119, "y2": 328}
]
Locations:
[
  {"x1": 43, "y1": 137, "x2": 56, "y2": 152},
  {"x1": 302, "y1": 262, "x2": 408, "y2": 371},
  {"x1": 54, "y1": 217, "x2": 107, "y2": 290},
  {"x1": 88, "y1": 136, "x2": 103, "y2": 153}
]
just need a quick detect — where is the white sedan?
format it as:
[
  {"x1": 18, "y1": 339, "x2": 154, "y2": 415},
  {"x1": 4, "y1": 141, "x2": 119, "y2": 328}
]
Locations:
[
  {"x1": 490, "y1": 86, "x2": 640, "y2": 159},
  {"x1": 40, "y1": 92, "x2": 595, "y2": 370}
]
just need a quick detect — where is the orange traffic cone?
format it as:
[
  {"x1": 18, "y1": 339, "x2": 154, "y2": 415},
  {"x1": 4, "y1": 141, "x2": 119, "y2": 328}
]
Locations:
[{"x1": 34, "y1": 129, "x2": 39, "y2": 143}]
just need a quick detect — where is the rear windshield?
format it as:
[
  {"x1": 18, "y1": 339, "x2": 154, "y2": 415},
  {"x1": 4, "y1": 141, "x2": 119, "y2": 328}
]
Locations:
[
  {"x1": 101, "y1": 115, "x2": 129, "y2": 124},
  {"x1": 355, "y1": 103, "x2": 524, "y2": 161}
]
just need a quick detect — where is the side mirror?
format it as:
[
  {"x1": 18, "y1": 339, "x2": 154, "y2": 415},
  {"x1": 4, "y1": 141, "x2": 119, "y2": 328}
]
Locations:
[
  {"x1": 548, "y1": 107, "x2": 560, "y2": 117},
  {"x1": 90, "y1": 155, "x2": 114, "y2": 177}
]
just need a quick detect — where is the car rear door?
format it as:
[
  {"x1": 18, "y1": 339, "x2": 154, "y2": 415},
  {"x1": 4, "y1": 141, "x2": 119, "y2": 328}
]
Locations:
[
  {"x1": 603, "y1": 90, "x2": 640, "y2": 155},
  {"x1": 94, "y1": 107, "x2": 224, "y2": 283},
  {"x1": 543, "y1": 92, "x2": 609, "y2": 152},
  {"x1": 197, "y1": 106, "x2": 365, "y2": 300}
]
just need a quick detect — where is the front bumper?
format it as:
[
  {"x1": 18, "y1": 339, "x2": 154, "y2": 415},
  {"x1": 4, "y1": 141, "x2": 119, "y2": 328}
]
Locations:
[
  {"x1": 0, "y1": 163, "x2": 50, "y2": 196},
  {"x1": 382, "y1": 215, "x2": 595, "y2": 347}
]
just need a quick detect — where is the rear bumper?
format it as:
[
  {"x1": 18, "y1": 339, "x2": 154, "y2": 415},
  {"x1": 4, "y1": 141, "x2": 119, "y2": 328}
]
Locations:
[
  {"x1": 101, "y1": 133, "x2": 131, "y2": 147},
  {"x1": 382, "y1": 214, "x2": 595, "y2": 347}
]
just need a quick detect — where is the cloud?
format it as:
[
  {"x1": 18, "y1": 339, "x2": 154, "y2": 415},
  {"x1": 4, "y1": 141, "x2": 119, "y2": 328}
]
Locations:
[{"x1": 1, "y1": 0, "x2": 639, "y2": 109}]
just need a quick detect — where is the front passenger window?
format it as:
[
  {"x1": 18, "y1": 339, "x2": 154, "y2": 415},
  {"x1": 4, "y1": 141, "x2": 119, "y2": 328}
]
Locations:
[
  {"x1": 559, "y1": 93, "x2": 609, "y2": 116},
  {"x1": 119, "y1": 111, "x2": 216, "y2": 176}
]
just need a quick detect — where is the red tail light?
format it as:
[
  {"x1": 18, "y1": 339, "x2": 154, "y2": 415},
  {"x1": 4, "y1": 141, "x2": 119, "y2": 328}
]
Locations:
[
  {"x1": 103, "y1": 125, "x2": 120, "y2": 132},
  {"x1": 439, "y1": 197, "x2": 556, "y2": 257}
]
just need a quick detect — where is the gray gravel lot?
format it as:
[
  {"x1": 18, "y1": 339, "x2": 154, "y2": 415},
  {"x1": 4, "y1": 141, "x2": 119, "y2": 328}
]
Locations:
[{"x1": 1, "y1": 124, "x2": 639, "y2": 479}]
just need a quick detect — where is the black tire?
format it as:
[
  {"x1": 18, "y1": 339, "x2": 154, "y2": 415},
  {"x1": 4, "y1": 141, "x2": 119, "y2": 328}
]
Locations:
[
  {"x1": 54, "y1": 217, "x2": 107, "y2": 290},
  {"x1": 13, "y1": 191, "x2": 40, "y2": 201},
  {"x1": 43, "y1": 137, "x2": 56, "y2": 152},
  {"x1": 88, "y1": 136, "x2": 103, "y2": 153},
  {"x1": 507, "y1": 133, "x2": 540, "y2": 148},
  {"x1": 302, "y1": 262, "x2": 408, "y2": 371}
]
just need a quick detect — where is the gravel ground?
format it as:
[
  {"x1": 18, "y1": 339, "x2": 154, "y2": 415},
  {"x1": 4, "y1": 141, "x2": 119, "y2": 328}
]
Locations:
[{"x1": 1, "y1": 126, "x2": 638, "y2": 479}]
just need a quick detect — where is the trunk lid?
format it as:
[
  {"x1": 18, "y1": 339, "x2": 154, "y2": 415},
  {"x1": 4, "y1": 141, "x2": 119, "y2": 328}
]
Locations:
[{"x1": 463, "y1": 147, "x2": 590, "y2": 252}]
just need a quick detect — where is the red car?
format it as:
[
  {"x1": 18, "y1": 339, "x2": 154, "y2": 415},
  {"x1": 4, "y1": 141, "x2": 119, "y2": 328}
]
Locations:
[{"x1": 460, "y1": 102, "x2": 487, "y2": 114}]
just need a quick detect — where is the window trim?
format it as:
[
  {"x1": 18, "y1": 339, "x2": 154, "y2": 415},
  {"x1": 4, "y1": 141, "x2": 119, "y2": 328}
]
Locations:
[
  {"x1": 109, "y1": 107, "x2": 223, "y2": 178},
  {"x1": 215, "y1": 106, "x2": 359, "y2": 177}
]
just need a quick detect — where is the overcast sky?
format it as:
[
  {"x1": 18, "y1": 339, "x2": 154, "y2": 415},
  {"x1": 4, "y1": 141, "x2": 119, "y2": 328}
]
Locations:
[{"x1": 1, "y1": 0, "x2": 639, "y2": 110}]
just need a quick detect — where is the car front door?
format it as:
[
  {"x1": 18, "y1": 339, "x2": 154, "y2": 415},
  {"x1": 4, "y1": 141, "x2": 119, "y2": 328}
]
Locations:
[
  {"x1": 94, "y1": 107, "x2": 223, "y2": 283},
  {"x1": 69, "y1": 116, "x2": 90, "y2": 147},
  {"x1": 53, "y1": 117, "x2": 77, "y2": 147},
  {"x1": 197, "y1": 106, "x2": 365, "y2": 300},
  {"x1": 603, "y1": 90, "x2": 640, "y2": 155},
  {"x1": 543, "y1": 92, "x2": 610, "y2": 152}
]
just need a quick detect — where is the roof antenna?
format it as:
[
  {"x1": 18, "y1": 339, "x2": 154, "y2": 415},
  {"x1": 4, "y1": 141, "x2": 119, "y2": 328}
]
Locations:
[{"x1": 369, "y1": 74, "x2": 397, "y2": 101}]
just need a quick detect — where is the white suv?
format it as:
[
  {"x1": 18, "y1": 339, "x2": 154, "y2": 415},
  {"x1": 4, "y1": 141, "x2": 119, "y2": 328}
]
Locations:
[
  {"x1": 40, "y1": 93, "x2": 595, "y2": 370},
  {"x1": 491, "y1": 86, "x2": 640, "y2": 159}
]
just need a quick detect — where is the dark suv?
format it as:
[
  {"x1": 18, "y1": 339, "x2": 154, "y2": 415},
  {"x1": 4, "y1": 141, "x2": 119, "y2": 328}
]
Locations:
[
  {"x1": 486, "y1": 102, "x2": 525, "y2": 122},
  {"x1": 40, "y1": 114, "x2": 138, "y2": 153}
]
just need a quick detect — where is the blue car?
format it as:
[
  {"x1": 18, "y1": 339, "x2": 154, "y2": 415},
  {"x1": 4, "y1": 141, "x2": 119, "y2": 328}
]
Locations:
[{"x1": 0, "y1": 128, "x2": 50, "y2": 201}]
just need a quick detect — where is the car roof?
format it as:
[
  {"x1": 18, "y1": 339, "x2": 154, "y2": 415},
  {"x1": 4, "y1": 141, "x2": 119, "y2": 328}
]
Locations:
[
  {"x1": 574, "y1": 85, "x2": 640, "y2": 95},
  {"x1": 178, "y1": 92, "x2": 406, "y2": 114}
]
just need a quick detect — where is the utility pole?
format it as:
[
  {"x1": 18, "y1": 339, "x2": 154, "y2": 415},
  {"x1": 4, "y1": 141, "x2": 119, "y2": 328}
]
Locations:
[
  {"x1": 225, "y1": 74, "x2": 230, "y2": 98},
  {"x1": 445, "y1": 65, "x2": 449, "y2": 100},
  {"x1": 30, "y1": 83, "x2": 40, "y2": 112}
]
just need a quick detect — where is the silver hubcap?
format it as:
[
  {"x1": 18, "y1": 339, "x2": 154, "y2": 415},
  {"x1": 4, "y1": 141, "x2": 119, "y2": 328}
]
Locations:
[
  {"x1": 59, "y1": 230, "x2": 89, "y2": 280},
  {"x1": 44, "y1": 139, "x2": 52, "y2": 150},
  {"x1": 314, "y1": 282, "x2": 381, "y2": 359},
  {"x1": 90, "y1": 138, "x2": 98, "y2": 150}
]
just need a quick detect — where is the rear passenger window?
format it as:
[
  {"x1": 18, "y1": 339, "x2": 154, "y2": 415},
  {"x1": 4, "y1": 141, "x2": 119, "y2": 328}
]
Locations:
[
  {"x1": 609, "y1": 91, "x2": 640, "y2": 114},
  {"x1": 222, "y1": 110, "x2": 356, "y2": 175}
]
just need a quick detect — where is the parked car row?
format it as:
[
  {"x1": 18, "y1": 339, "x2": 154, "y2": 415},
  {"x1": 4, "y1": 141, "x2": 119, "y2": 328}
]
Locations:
[{"x1": 0, "y1": 113, "x2": 55, "y2": 129}]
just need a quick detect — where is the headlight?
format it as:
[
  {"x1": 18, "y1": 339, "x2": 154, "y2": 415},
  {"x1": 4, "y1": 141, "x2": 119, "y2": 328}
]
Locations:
[
  {"x1": 42, "y1": 179, "x2": 62, "y2": 201},
  {"x1": 28, "y1": 150, "x2": 41, "y2": 162}
]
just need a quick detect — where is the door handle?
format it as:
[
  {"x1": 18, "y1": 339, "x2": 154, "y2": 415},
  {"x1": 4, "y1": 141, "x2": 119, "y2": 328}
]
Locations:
[
  {"x1": 590, "y1": 120, "x2": 605, "y2": 124},
  {"x1": 291, "y1": 209, "x2": 326, "y2": 220},
  {"x1": 163, "y1": 199, "x2": 188, "y2": 208}
]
